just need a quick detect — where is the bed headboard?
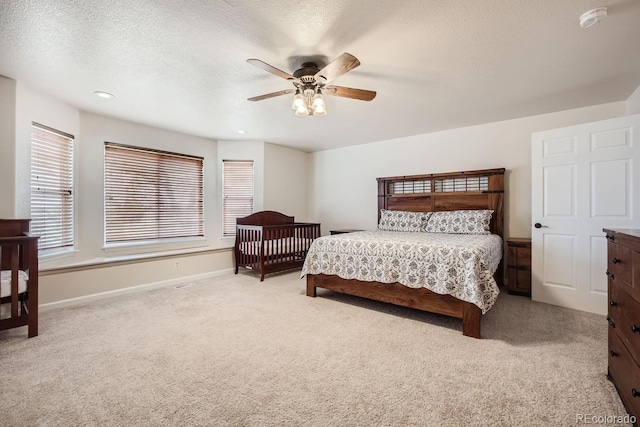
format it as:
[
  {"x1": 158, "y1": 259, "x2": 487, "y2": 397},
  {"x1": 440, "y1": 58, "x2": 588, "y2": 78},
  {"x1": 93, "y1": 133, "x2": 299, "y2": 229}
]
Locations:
[{"x1": 377, "y1": 168, "x2": 505, "y2": 238}]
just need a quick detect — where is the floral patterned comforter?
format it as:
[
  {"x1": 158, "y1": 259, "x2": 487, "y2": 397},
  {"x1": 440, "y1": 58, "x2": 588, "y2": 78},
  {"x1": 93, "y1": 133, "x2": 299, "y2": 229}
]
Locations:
[{"x1": 300, "y1": 230, "x2": 503, "y2": 313}]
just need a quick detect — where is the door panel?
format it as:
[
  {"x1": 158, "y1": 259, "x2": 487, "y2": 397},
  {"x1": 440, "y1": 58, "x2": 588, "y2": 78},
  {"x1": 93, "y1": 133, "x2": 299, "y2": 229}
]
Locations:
[
  {"x1": 543, "y1": 165, "x2": 576, "y2": 217},
  {"x1": 544, "y1": 136, "x2": 576, "y2": 156},
  {"x1": 543, "y1": 234, "x2": 575, "y2": 288},
  {"x1": 532, "y1": 114, "x2": 640, "y2": 315},
  {"x1": 590, "y1": 159, "x2": 629, "y2": 218},
  {"x1": 590, "y1": 127, "x2": 631, "y2": 151}
]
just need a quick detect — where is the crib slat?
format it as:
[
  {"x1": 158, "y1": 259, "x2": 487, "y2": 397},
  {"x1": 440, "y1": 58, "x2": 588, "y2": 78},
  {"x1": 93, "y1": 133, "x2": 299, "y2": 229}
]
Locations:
[{"x1": 10, "y1": 244, "x2": 19, "y2": 318}]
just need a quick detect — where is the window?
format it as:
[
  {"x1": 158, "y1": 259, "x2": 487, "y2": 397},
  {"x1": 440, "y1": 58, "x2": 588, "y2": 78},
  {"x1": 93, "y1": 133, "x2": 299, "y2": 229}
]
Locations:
[
  {"x1": 30, "y1": 123, "x2": 74, "y2": 252},
  {"x1": 104, "y1": 143, "x2": 204, "y2": 245},
  {"x1": 222, "y1": 160, "x2": 254, "y2": 236}
]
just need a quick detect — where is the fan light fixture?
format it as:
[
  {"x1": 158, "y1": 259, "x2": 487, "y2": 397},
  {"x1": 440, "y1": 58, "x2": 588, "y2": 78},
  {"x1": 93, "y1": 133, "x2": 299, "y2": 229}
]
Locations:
[
  {"x1": 247, "y1": 53, "x2": 377, "y2": 117},
  {"x1": 292, "y1": 87, "x2": 327, "y2": 117}
]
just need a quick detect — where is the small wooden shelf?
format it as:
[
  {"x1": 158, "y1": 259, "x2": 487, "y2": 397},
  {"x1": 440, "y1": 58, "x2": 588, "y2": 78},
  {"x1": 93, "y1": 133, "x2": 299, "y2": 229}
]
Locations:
[{"x1": 506, "y1": 238, "x2": 531, "y2": 296}]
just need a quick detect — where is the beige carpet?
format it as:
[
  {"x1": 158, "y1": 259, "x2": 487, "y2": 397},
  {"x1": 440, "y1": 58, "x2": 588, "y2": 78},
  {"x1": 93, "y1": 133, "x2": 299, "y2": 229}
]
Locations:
[{"x1": 0, "y1": 270, "x2": 631, "y2": 426}]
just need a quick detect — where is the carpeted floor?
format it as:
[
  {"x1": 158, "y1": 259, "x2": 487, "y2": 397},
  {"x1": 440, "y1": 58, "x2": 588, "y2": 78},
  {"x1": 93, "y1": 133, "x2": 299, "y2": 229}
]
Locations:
[{"x1": 0, "y1": 270, "x2": 631, "y2": 426}]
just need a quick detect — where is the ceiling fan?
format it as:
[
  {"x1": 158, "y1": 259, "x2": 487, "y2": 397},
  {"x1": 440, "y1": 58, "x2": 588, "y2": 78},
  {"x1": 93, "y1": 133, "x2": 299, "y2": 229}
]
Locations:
[{"x1": 247, "y1": 52, "x2": 376, "y2": 117}]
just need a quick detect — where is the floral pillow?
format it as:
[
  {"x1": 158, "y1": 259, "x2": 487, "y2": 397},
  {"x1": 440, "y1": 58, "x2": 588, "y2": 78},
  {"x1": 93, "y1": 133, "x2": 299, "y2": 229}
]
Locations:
[
  {"x1": 425, "y1": 210, "x2": 493, "y2": 234},
  {"x1": 378, "y1": 209, "x2": 431, "y2": 232}
]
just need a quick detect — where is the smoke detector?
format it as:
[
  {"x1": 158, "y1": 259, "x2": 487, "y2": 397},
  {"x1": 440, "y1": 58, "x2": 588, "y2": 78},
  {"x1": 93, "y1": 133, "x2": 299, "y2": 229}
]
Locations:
[{"x1": 579, "y1": 7, "x2": 607, "y2": 28}]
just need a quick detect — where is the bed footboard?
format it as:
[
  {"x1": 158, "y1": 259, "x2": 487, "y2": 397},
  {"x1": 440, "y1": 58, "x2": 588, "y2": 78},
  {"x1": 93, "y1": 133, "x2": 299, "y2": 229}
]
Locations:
[{"x1": 306, "y1": 274, "x2": 482, "y2": 338}]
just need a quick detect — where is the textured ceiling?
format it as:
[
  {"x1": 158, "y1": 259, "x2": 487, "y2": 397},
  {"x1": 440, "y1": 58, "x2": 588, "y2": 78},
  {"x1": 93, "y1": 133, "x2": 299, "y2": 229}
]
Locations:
[{"x1": 1, "y1": 0, "x2": 639, "y2": 152}]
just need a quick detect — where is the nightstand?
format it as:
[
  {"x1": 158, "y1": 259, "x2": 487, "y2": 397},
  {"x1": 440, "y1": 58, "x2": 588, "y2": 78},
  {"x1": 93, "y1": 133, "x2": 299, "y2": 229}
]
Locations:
[
  {"x1": 506, "y1": 238, "x2": 531, "y2": 296},
  {"x1": 330, "y1": 229, "x2": 364, "y2": 235}
]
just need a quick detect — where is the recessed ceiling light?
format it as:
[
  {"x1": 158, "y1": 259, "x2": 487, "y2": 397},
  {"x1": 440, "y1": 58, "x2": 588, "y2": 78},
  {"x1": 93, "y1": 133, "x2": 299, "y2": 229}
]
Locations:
[
  {"x1": 579, "y1": 7, "x2": 607, "y2": 28},
  {"x1": 237, "y1": 130, "x2": 247, "y2": 134},
  {"x1": 94, "y1": 91, "x2": 114, "y2": 99}
]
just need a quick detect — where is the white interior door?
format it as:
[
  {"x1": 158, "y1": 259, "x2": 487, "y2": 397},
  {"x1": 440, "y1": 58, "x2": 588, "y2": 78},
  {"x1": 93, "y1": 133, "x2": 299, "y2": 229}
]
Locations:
[{"x1": 531, "y1": 114, "x2": 640, "y2": 315}]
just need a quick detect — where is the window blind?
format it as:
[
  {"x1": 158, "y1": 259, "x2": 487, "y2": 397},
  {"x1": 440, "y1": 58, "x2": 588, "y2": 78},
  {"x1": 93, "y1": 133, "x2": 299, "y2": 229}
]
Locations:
[
  {"x1": 30, "y1": 123, "x2": 75, "y2": 251},
  {"x1": 222, "y1": 160, "x2": 254, "y2": 236},
  {"x1": 104, "y1": 143, "x2": 204, "y2": 244}
]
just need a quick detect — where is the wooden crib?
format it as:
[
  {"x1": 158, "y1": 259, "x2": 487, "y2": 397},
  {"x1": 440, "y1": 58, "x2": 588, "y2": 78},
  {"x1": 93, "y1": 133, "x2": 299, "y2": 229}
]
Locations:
[
  {"x1": 0, "y1": 219, "x2": 39, "y2": 338},
  {"x1": 234, "y1": 211, "x2": 321, "y2": 281}
]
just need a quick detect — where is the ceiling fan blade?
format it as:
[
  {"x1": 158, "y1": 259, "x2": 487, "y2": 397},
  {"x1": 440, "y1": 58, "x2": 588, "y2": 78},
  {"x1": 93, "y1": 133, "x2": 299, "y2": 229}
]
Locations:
[
  {"x1": 247, "y1": 59, "x2": 300, "y2": 83},
  {"x1": 324, "y1": 85, "x2": 376, "y2": 101},
  {"x1": 247, "y1": 89, "x2": 294, "y2": 102},
  {"x1": 314, "y1": 53, "x2": 360, "y2": 84}
]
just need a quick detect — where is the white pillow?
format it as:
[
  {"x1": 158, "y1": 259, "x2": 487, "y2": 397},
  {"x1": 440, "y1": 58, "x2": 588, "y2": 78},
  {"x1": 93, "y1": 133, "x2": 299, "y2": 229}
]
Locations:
[
  {"x1": 425, "y1": 210, "x2": 493, "y2": 234},
  {"x1": 378, "y1": 209, "x2": 431, "y2": 232}
]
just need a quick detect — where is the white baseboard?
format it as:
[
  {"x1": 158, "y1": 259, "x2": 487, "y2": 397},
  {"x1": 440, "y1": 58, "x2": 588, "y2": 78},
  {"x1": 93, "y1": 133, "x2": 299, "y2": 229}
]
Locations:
[{"x1": 39, "y1": 268, "x2": 235, "y2": 312}]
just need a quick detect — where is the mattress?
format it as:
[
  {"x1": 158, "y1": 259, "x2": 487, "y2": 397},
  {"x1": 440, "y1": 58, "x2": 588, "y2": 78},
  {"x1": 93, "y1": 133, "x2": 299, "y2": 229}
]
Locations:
[
  {"x1": 0, "y1": 270, "x2": 29, "y2": 298},
  {"x1": 239, "y1": 237, "x2": 315, "y2": 256},
  {"x1": 300, "y1": 230, "x2": 503, "y2": 313}
]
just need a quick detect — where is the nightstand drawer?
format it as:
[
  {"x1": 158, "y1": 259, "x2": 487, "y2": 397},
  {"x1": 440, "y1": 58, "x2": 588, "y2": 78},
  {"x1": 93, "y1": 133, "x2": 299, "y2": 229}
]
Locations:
[
  {"x1": 506, "y1": 238, "x2": 531, "y2": 296},
  {"x1": 508, "y1": 246, "x2": 531, "y2": 269},
  {"x1": 508, "y1": 268, "x2": 531, "y2": 294}
]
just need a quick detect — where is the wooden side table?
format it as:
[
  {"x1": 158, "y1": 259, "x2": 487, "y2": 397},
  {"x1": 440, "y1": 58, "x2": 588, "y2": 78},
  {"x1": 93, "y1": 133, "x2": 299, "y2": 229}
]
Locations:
[
  {"x1": 330, "y1": 229, "x2": 364, "y2": 235},
  {"x1": 506, "y1": 238, "x2": 531, "y2": 296}
]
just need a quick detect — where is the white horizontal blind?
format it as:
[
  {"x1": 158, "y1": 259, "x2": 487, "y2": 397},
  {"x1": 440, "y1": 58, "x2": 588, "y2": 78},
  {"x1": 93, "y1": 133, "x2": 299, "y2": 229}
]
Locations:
[
  {"x1": 30, "y1": 123, "x2": 74, "y2": 251},
  {"x1": 223, "y1": 160, "x2": 254, "y2": 236},
  {"x1": 104, "y1": 143, "x2": 203, "y2": 244}
]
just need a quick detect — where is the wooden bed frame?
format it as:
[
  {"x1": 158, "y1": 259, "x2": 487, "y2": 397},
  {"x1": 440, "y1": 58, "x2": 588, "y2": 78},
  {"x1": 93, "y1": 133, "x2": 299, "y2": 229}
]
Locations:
[
  {"x1": 0, "y1": 219, "x2": 39, "y2": 338},
  {"x1": 235, "y1": 211, "x2": 321, "y2": 281},
  {"x1": 306, "y1": 168, "x2": 505, "y2": 338}
]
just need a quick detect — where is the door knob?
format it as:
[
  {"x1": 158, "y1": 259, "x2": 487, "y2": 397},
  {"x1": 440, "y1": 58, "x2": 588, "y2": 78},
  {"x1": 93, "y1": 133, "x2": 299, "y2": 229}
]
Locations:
[{"x1": 534, "y1": 223, "x2": 548, "y2": 229}]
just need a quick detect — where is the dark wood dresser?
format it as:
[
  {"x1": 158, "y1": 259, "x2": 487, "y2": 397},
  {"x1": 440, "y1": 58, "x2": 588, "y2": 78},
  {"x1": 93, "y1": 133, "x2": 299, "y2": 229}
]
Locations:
[
  {"x1": 506, "y1": 238, "x2": 531, "y2": 296},
  {"x1": 604, "y1": 228, "x2": 640, "y2": 421}
]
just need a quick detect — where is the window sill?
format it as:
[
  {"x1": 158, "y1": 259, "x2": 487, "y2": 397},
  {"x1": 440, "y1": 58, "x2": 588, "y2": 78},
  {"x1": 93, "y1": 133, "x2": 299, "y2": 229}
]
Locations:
[
  {"x1": 39, "y1": 248, "x2": 79, "y2": 262},
  {"x1": 40, "y1": 246, "x2": 233, "y2": 275},
  {"x1": 102, "y1": 237, "x2": 208, "y2": 256}
]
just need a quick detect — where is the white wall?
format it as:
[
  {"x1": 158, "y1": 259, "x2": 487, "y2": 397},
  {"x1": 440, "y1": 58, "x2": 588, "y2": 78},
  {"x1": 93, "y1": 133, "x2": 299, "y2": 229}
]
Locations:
[
  {"x1": 264, "y1": 142, "x2": 309, "y2": 221},
  {"x1": 309, "y1": 101, "x2": 627, "y2": 239},
  {"x1": 5, "y1": 81, "x2": 313, "y2": 305},
  {"x1": 15, "y1": 82, "x2": 80, "y2": 218},
  {"x1": 0, "y1": 75, "x2": 17, "y2": 218},
  {"x1": 10, "y1": 83, "x2": 238, "y2": 305},
  {"x1": 628, "y1": 84, "x2": 640, "y2": 115}
]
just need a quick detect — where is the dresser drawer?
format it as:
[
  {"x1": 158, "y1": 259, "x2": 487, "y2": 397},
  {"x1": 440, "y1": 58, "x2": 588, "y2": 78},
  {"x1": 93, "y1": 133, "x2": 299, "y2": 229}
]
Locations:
[
  {"x1": 609, "y1": 282, "x2": 640, "y2": 367},
  {"x1": 608, "y1": 330, "x2": 640, "y2": 419},
  {"x1": 608, "y1": 241, "x2": 632, "y2": 284}
]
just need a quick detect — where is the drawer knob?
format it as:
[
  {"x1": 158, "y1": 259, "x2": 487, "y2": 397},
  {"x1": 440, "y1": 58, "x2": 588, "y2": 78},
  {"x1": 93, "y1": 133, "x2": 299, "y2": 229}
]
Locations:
[
  {"x1": 609, "y1": 300, "x2": 617, "y2": 307},
  {"x1": 610, "y1": 350, "x2": 618, "y2": 357},
  {"x1": 612, "y1": 257, "x2": 621, "y2": 264},
  {"x1": 633, "y1": 389, "x2": 640, "y2": 398},
  {"x1": 607, "y1": 316, "x2": 615, "y2": 328},
  {"x1": 632, "y1": 324, "x2": 639, "y2": 333},
  {"x1": 606, "y1": 271, "x2": 615, "y2": 280}
]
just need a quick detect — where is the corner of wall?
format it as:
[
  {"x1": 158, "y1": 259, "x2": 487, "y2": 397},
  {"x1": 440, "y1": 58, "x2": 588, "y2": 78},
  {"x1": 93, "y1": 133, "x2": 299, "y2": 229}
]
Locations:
[
  {"x1": 0, "y1": 75, "x2": 17, "y2": 217},
  {"x1": 626, "y1": 84, "x2": 640, "y2": 115}
]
